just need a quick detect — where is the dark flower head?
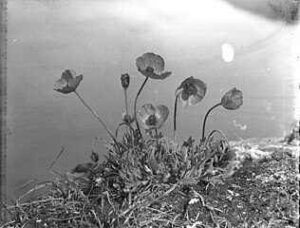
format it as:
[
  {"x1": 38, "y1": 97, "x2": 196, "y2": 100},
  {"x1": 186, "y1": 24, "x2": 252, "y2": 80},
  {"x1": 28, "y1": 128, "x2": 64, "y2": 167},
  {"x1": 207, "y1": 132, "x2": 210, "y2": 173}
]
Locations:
[
  {"x1": 122, "y1": 113, "x2": 134, "y2": 124},
  {"x1": 54, "y1": 69, "x2": 83, "y2": 94},
  {"x1": 138, "y1": 103, "x2": 169, "y2": 130},
  {"x1": 136, "y1": 52, "x2": 172, "y2": 80},
  {"x1": 71, "y1": 162, "x2": 94, "y2": 174},
  {"x1": 121, "y1": 73, "x2": 130, "y2": 89},
  {"x1": 176, "y1": 76, "x2": 207, "y2": 106},
  {"x1": 221, "y1": 87, "x2": 243, "y2": 110},
  {"x1": 90, "y1": 151, "x2": 99, "y2": 163}
]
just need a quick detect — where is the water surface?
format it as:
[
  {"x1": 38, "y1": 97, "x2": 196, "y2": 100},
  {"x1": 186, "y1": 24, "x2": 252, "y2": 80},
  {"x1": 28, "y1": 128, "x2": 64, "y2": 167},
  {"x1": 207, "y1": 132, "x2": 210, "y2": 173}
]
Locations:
[{"x1": 7, "y1": 0, "x2": 299, "y2": 198}]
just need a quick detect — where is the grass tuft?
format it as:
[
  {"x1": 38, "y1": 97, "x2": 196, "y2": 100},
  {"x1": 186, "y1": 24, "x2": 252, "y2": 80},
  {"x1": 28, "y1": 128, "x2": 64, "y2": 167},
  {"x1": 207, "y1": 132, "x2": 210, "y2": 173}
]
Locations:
[{"x1": 1, "y1": 133, "x2": 299, "y2": 228}]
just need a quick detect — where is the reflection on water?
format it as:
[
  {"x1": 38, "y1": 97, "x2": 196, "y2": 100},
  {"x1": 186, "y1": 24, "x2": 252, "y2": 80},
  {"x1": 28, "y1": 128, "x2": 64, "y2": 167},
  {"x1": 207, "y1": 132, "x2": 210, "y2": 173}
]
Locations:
[{"x1": 7, "y1": 0, "x2": 298, "y2": 197}]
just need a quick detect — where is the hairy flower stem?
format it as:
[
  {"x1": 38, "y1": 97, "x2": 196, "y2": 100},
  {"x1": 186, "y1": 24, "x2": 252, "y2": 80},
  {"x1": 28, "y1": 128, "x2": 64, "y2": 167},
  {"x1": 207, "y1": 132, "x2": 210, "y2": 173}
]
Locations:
[
  {"x1": 115, "y1": 122, "x2": 135, "y2": 139},
  {"x1": 173, "y1": 94, "x2": 179, "y2": 138},
  {"x1": 154, "y1": 128, "x2": 159, "y2": 146},
  {"x1": 201, "y1": 102, "x2": 222, "y2": 142},
  {"x1": 124, "y1": 89, "x2": 129, "y2": 116},
  {"x1": 204, "y1": 129, "x2": 229, "y2": 148},
  {"x1": 74, "y1": 91, "x2": 117, "y2": 143},
  {"x1": 133, "y1": 77, "x2": 149, "y2": 134}
]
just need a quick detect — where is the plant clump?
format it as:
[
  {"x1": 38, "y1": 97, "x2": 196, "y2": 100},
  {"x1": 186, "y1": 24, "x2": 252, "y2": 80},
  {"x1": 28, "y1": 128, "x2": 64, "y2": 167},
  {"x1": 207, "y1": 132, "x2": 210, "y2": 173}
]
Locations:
[{"x1": 1, "y1": 53, "x2": 298, "y2": 228}]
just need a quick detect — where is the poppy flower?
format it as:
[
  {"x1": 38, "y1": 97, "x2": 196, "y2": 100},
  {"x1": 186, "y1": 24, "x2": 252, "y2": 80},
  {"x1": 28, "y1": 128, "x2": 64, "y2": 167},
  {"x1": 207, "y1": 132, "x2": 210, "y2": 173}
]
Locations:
[
  {"x1": 54, "y1": 70, "x2": 117, "y2": 143},
  {"x1": 173, "y1": 77, "x2": 207, "y2": 136},
  {"x1": 136, "y1": 52, "x2": 172, "y2": 80},
  {"x1": 201, "y1": 88, "x2": 243, "y2": 141},
  {"x1": 138, "y1": 104, "x2": 169, "y2": 130},
  {"x1": 134, "y1": 52, "x2": 171, "y2": 135},
  {"x1": 221, "y1": 87, "x2": 243, "y2": 110},
  {"x1": 176, "y1": 76, "x2": 207, "y2": 106},
  {"x1": 54, "y1": 69, "x2": 83, "y2": 94}
]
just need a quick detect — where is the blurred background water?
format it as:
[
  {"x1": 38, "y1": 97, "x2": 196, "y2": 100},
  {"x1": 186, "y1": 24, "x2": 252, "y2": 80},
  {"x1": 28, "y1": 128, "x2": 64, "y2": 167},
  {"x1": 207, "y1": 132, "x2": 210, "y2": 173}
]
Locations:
[{"x1": 6, "y1": 0, "x2": 299, "y2": 198}]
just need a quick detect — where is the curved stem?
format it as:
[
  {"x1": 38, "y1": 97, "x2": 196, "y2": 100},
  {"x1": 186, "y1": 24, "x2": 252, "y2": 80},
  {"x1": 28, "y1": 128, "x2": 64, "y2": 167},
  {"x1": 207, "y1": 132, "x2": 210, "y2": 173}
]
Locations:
[
  {"x1": 74, "y1": 91, "x2": 117, "y2": 143},
  {"x1": 201, "y1": 102, "x2": 222, "y2": 142},
  {"x1": 115, "y1": 122, "x2": 135, "y2": 139},
  {"x1": 154, "y1": 128, "x2": 159, "y2": 147},
  {"x1": 204, "y1": 129, "x2": 229, "y2": 148},
  {"x1": 173, "y1": 94, "x2": 179, "y2": 138},
  {"x1": 133, "y1": 77, "x2": 149, "y2": 134}
]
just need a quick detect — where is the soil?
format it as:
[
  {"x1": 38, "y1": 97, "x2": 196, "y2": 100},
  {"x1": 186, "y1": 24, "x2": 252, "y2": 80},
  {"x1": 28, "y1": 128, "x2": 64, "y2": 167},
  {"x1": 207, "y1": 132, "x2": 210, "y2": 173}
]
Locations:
[{"x1": 174, "y1": 138, "x2": 299, "y2": 228}]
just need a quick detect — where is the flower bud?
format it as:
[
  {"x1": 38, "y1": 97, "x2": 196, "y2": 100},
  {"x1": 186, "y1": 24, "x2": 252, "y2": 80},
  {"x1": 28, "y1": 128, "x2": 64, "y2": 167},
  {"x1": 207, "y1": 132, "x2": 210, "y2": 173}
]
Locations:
[
  {"x1": 121, "y1": 73, "x2": 130, "y2": 89},
  {"x1": 90, "y1": 151, "x2": 99, "y2": 163},
  {"x1": 221, "y1": 87, "x2": 243, "y2": 110},
  {"x1": 122, "y1": 113, "x2": 134, "y2": 124}
]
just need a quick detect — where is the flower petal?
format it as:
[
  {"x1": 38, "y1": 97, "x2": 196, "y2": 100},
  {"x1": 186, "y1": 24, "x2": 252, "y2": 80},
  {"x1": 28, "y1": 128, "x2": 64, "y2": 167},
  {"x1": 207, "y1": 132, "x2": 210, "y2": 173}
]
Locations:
[
  {"x1": 158, "y1": 71, "x2": 172, "y2": 80},
  {"x1": 136, "y1": 56, "x2": 147, "y2": 72},
  {"x1": 139, "y1": 115, "x2": 155, "y2": 130},
  {"x1": 155, "y1": 105, "x2": 169, "y2": 128},
  {"x1": 136, "y1": 52, "x2": 165, "y2": 73},
  {"x1": 54, "y1": 70, "x2": 83, "y2": 94},
  {"x1": 138, "y1": 70, "x2": 172, "y2": 80},
  {"x1": 181, "y1": 99, "x2": 189, "y2": 108},
  {"x1": 138, "y1": 103, "x2": 169, "y2": 129},
  {"x1": 177, "y1": 77, "x2": 207, "y2": 106},
  {"x1": 193, "y1": 79, "x2": 207, "y2": 97},
  {"x1": 68, "y1": 75, "x2": 83, "y2": 90},
  {"x1": 221, "y1": 87, "x2": 243, "y2": 110},
  {"x1": 54, "y1": 78, "x2": 67, "y2": 92},
  {"x1": 138, "y1": 114, "x2": 151, "y2": 129},
  {"x1": 176, "y1": 77, "x2": 194, "y2": 90},
  {"x1": 138, "y1": 104, "x2": 155, "y2": 129},
  {"x1": 142, "y1": 103, "x2": 156, "y2": 115},
  {"x1": 61, "y1": 69, "x2": 75, "y2": 81},
  {"x1": 140, "y1": 119, "x2": 152, "y2": 130},
  {"x1": 180, "y1": 90, "x2": 190, "y2": 101},
  {"x1": 189, "y1": 94, "x2": 204, "y2": 105}
]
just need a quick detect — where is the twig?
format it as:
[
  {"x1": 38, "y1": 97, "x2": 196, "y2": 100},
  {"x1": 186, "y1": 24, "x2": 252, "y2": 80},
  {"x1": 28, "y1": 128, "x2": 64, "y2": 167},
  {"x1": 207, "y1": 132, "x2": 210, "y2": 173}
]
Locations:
[{"x1": 48, "y1": 146, "x2": 65, "y2": 170}]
